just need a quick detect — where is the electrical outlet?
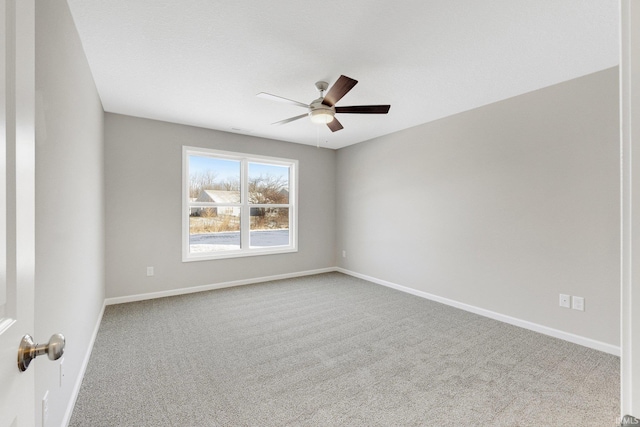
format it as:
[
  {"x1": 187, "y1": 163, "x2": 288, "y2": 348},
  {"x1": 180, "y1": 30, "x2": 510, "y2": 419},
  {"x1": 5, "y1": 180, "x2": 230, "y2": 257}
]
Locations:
[
  {"x1": 342, "y1": 250, "x2": 346, "y2": 258},
  {"x1": 59, "y1": 357, "x2": 65, "y2": 387},
  {"x1": 559, "y1": 294, "x2": 571, "y2": 308},
  {"x1": 42, "y1": 391, "x2": 49, "y2": 427},
  {"x1": 146, "y1": 266, "x2": 154, "y2": 277},
  {"x1": 572, "y1": 296, "x2": 585, "y2": 311}
]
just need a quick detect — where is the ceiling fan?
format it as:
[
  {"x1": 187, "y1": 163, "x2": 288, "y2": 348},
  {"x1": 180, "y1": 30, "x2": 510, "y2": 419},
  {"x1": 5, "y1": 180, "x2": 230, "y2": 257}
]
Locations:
[{"x1": 257, "y1": 75, "x2": 390, "y2": 132}]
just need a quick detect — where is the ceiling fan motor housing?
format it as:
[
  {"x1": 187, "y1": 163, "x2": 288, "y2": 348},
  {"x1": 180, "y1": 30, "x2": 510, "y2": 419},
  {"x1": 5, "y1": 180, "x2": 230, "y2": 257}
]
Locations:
[{"x1": 309, "y1": 98, "x2": 335, "y2": 123}]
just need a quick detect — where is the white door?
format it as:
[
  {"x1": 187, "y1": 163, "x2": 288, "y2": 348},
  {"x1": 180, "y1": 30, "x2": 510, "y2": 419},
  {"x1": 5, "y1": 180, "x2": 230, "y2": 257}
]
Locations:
[{"x1": 0, "y1": 0, "x2": 35, "y2": 426}]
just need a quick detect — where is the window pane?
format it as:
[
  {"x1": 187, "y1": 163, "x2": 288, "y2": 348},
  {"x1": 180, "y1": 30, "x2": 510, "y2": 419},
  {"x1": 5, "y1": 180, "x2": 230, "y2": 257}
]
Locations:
[
  {"x1": 189, "y1": 207, "x2": 241, "y2": 253},
  {"x1": 250, "y1": 207, "x2": 289, "y2": 247},
  {"x1": 248, "y1": 162, "x2": 289, "y2": 204},
  {"x1": 184, "y1": 148, "x2": 297, "y2": 261},
  {"x1": 189, "y1": 155, "x2": 240, "y2": 201}
]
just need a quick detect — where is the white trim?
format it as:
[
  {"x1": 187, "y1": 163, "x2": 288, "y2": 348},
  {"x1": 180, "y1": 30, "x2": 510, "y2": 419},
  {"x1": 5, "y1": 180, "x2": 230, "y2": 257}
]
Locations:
[
  {"x1": 103, "y1": 266, "x2": 620, "y2": 356},
  {"x1": 183, "y1": 246, "x2": 297, "y2": 262},
  {"x1": 68, "y1": 266, "x2": 619, "y2": 425},
  {"x1": 104, "y1": 268, "x2": 335, "y2": 306},
  {"x1": 336, "y1": 267, "x2": 621, "y2": 356},
  {"x1": 62, "y1": 300, "x2": 106, "y2": 427},
  {"x1": 104, "y1": 267, "x2": 620, "y2": 356},
  {"x1": 620, "y1": 0, "x2": 640, "y2": 416}
]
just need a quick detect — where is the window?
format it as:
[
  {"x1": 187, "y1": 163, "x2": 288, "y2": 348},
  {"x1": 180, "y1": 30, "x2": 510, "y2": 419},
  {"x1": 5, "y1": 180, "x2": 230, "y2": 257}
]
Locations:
[{"x1": 183, "y1": 147, "x2": 297, "y2": 261}]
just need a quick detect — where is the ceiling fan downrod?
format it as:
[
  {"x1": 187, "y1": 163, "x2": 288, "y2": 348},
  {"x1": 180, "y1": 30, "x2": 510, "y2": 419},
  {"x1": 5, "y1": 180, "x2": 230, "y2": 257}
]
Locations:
[{"x1": 315, "y1": 81, "x2": 329, "y2": 98}]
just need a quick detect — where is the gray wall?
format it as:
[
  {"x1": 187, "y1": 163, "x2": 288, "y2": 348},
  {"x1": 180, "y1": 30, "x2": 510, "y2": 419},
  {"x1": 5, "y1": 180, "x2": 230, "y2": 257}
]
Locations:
[
  {"x1": 34, "y1": 0, "x2": 105, "y2": 426},
  {"x1": 105, "y1": 114, "x2": 336, "y2": 298},
  {"x1": 336, "y1": 68, "x2": 620, "y2": 346}
]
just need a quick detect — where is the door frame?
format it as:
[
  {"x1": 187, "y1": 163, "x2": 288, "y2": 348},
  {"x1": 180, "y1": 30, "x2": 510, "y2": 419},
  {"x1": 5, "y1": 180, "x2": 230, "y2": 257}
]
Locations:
[{"x1": 621, "y1": 0, "x2": 640, "y2": 418}]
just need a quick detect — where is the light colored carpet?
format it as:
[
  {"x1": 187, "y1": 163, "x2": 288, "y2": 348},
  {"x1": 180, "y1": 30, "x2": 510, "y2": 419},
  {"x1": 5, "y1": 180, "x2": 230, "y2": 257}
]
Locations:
[{"x1": 69, "y1": 272, "x2": 620, "y2": 426}]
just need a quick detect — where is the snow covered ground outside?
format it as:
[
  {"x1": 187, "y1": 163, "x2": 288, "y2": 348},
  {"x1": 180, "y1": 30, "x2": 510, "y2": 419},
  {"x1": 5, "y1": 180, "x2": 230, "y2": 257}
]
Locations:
[{"x1": 190, "y1": 229, "x2": 289, "y2": 252}]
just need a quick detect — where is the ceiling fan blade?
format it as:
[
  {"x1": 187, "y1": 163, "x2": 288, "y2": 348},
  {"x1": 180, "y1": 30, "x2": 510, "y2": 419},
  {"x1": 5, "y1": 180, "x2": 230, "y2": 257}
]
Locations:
[
  {"x1": 327, "y1": 117, "x2": 344, "y2": 132},
  {"x1": 322, "y1": 75, "x2": 358, "y2": 107},
  {"x1": 335, "y1": 105, "x2": 391, "y2": 114},
  {"x1": 257, "y1": 92, "x2": 309, "y2": 109},
  {"x1": 272, "y1": 113, "x2": 308, "y2": 126}
]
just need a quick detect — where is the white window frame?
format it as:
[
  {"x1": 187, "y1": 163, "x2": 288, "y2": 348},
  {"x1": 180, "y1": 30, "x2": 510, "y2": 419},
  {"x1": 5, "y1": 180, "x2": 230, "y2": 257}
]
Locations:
[{"x1": 182, "y1": 146, "x2": 298, "y2": 262}]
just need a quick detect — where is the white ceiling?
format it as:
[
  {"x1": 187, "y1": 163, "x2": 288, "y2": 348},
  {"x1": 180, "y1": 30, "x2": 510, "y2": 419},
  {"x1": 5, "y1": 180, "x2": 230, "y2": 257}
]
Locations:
[{"x1": 65, "y1": 0, "x2": 619, "y2": 150}]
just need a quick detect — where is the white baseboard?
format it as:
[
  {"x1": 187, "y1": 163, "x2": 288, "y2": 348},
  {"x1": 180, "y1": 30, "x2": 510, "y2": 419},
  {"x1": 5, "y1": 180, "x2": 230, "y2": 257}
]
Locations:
[
  {"x1": 63, "y1": 266, "x2": 618, "y2": 427},
  {"x1": 104, "y1": 267, "x2": 336, "y2": 306},
  {"x1": 336, "y1": 267, "x2": 620, "y2": 357},
  {"x1": 104, "y1": 266, "x2": 620, "y2": 355},
  {"x1": 62, "y1": 299, "x2": 106, "y2": 427}
]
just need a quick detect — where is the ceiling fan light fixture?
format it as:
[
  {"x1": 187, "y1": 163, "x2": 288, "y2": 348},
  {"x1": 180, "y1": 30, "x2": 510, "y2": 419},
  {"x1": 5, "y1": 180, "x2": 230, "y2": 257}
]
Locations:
[{"x1": 309, "y1": 109, "x2": 334, "y2": 124}]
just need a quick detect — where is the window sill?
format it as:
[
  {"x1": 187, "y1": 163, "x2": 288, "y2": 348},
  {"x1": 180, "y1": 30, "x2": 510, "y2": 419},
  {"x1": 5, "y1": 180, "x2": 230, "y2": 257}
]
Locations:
[{"x1": 182, "y1": 246, "x2": 298, "y2": 262}]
